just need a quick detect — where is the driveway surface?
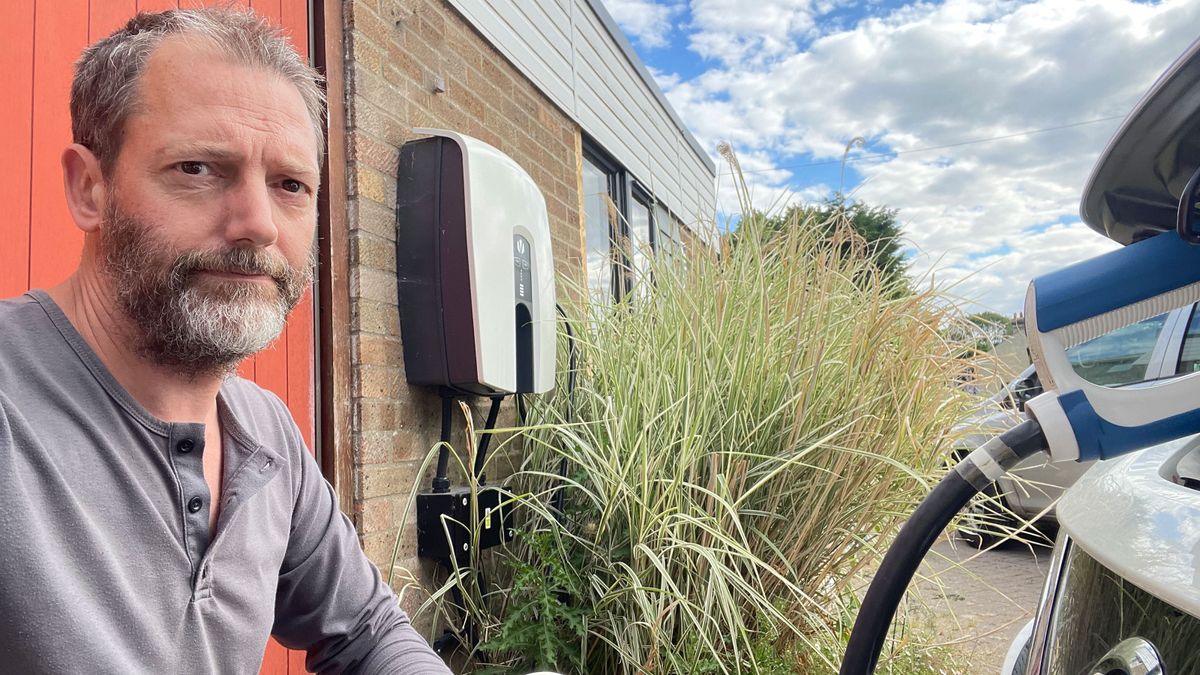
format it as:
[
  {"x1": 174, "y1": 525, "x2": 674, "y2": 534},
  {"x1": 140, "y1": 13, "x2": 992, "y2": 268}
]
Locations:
[{"x1": 911, "y1": 537, "x2": 1053, "y2": 672}]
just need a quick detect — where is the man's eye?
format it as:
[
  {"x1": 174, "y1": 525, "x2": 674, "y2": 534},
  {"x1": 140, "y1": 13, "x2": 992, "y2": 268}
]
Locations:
[
  {"x1": 179, "y1": 161, "x2": 209, "y2": 176},
  {"x1": 281, "y1": 179, "x2": 305, "y2": 194}
]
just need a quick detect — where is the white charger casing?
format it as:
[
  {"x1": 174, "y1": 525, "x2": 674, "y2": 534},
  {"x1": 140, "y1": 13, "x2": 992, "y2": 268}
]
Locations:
[{"x1": 395, "y1": 129, "x2": 556, "y2": 395}]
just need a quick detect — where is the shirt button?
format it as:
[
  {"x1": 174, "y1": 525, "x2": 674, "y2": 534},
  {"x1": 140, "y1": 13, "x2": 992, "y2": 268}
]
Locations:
[
  {"x1": 177, "y1": 438, "x2": 194, "y2": 453},
  {"x1": 188, "y1": 497, "x2": 203, "y2": 513}
]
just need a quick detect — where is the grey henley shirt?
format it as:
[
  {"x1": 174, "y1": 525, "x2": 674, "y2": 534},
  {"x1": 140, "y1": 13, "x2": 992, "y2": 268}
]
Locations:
[{"x1": 0, "y1": 291, "x2": 452, "y2": 674}]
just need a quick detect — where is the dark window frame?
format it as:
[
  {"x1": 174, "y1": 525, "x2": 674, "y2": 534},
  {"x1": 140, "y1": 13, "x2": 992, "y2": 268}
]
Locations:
[
  {"x1": 582, "y1": 140, "x2": 628, "y2": 301},
  {"x1": 581, "y1": 138, "x2": 688, "y2": 301}
]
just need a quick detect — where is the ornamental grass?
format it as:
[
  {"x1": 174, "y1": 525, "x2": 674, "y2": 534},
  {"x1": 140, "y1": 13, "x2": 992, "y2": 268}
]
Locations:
[{"x1": 399, "y1": 168, "x2": 983, "y2": 674}]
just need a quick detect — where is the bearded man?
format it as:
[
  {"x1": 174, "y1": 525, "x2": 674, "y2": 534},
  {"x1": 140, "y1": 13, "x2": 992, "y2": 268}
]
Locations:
[{"x1": 0, "y1": 8, "x2": 449, "y2": 674}]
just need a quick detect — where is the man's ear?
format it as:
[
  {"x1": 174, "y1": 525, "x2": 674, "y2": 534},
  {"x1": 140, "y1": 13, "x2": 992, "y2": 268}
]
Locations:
[{"x1": 61, "y1": 144, "x2": 108, "y2": 233}]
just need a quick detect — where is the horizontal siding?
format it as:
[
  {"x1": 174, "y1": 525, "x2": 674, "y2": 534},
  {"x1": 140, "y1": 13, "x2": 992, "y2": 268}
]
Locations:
[
  {"x1": 573, "y1": 3, "x2": 690, "y2": 218},
  {"x1": 447, "y1": 0, "x2": 716, "y2": 238},
  {"x1": 449, "y1": 1, "x2": 574, "y2": 124}
]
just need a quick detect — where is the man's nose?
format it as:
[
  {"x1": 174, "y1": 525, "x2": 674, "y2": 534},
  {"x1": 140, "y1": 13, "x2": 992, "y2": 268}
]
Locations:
[{"x1": 224, "y1": 178, "x2": 279, "y2": 247}]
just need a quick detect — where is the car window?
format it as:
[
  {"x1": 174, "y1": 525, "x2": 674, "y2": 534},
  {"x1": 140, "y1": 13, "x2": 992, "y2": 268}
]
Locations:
[
  {"x1": 1176, "y1": 305, "x2": 1200, "y2": 375},
  {"x1": 1066, "y1": 313, "x2": 1169, "y2": 387}
]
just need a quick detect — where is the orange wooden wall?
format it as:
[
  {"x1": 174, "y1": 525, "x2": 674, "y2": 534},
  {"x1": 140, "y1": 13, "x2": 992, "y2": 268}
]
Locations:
[{"x1": 0, "y1": 1, "x2": 315, "y2": 673}]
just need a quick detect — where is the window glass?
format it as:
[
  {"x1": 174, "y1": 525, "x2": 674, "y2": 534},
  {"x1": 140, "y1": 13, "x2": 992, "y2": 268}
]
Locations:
[
  {"x1": 1177, "y1": 305, "x2": 1200, "y2": 374},
  {"x1": 1066, "y1": 313, "x2": 1168, "y2": 387},
  {"x1": 653, "y1": 202, "x2": 672, "y2": 258},
  {"x1": 672, "y1": 216, "x2": 687, "y2": 260},
  {"x1": 582, "y1": 156, "x2": 615, "y2": 303},
  {"x1": 629, "y1": 196, "x2": 652, "y2": 290}
]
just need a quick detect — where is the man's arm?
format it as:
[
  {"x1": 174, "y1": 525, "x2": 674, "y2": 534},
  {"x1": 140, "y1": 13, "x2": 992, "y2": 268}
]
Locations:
[{"x1": 270, "y1": 412, "x2": 451, "y2": 675}]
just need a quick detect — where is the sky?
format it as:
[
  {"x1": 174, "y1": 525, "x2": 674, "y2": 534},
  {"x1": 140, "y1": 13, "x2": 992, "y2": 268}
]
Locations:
[{"x1": 598, "y1": 0, "x2": 1200, "y2": 315}]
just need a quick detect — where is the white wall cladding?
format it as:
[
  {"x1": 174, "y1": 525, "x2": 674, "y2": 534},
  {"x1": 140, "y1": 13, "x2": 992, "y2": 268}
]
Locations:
[{"x1": 447, "y1": 0, "x2": 717, "y2": 243}]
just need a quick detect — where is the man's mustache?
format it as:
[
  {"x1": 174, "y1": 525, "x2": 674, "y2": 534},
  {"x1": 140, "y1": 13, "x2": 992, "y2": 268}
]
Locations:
[{"x1": 169, "y1": 248, "x2": 293, "y2": 291}]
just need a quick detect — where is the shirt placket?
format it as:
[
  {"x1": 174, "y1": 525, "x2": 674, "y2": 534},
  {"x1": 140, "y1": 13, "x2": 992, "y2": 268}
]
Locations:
[
  {"x1": 192, "y1": 433, "x2": 284, "y2": 602},
  {"x1": 166, "y1": 422, "x2": 210, "y2": 587}
]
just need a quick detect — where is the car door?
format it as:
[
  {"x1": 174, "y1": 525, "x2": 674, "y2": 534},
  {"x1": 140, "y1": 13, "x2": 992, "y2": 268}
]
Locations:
[{"x1": 1006, "y1": 308, "x2": 1189, "y2": 516}]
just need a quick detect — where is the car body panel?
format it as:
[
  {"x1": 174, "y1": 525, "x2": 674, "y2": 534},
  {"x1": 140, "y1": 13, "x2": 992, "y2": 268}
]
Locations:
[
  {"x1": 1056, "y1": 436, "x2": 1200, "y2": 620},
  {"x1": 1080, "y1": 37, "x2": 1200, "y2": 245}
]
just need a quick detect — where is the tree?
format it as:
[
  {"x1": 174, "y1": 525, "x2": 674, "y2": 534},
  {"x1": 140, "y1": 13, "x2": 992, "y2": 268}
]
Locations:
[
  {"x1": 754, "y1": 196, "x2": 909, "y2": 293},
  {"x1": 967, "y1": 311, "x2": 1016, "y2": 336}
]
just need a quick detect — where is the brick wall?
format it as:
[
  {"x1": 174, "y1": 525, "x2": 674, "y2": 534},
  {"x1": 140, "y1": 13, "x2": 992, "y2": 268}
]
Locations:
[{"x1": 339, "y1": 0, "x2": 584, "y2": 608}]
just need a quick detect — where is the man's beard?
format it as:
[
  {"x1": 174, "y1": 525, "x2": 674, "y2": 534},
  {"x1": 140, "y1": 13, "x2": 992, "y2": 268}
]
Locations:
[{"x1": 97, "y1": 198, "x2": 314, "y2": 378}]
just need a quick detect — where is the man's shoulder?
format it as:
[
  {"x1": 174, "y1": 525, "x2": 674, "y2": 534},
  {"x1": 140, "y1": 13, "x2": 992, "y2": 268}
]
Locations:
[
  {"x1": 0, "y1": 293, "x2": 49, "y2": 335},
  {"x1": 220, "y1": 376, "x2": 308, "y2": 456},
  {"x1": 0, "y1": 293, "x2": 63, "y2": 387}
]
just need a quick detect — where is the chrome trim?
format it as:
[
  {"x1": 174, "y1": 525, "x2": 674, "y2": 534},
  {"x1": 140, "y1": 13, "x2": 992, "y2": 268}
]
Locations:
[
  {"x1": 1148, "y1": 306, "x2": 1190, "y2": 380},
  {"x1": 1088, "y1": 637, "x2": 1165, "y2": 675},
  {"x1": 1024, "y1": 534, "x2": 1073, "y2": 675}
]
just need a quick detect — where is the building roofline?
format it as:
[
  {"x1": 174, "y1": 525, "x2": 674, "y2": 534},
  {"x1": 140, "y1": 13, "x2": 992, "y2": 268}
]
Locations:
[{"x1": 583, "y1": 0, "x2": 716, "y2": 175}]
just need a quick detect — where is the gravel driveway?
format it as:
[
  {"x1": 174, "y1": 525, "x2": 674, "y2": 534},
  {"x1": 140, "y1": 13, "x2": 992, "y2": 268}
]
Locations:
[{"x1": 910, "y1": 537, "x2": 1053, "y2": 672}]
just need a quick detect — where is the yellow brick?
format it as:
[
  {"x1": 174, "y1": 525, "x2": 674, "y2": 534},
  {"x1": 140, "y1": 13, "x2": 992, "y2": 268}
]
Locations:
[
  {"x1": 353, "y1": 163, "x2": 393, "y2": 206},
  {"x1": 351, "y1": 266, "x2": 399, "y2": 306},
  {"x1": 355, "y1": 364, "x2": 404, "y2": 399},
  {"x1": 354, "y1": 299, "x2": 401, "y2": 335},
  {"x1": 360, "y1": 462, "x2": 422, "y2": 499},
  {"x1": 351, "y1": 230, "x2": 396, "y2": 272}
]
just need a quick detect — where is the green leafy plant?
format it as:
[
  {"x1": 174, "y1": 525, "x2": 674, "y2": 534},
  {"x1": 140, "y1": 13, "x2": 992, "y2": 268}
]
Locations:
[{"x1": 475, "y1": 529, "x2": 588, "y2": 673}]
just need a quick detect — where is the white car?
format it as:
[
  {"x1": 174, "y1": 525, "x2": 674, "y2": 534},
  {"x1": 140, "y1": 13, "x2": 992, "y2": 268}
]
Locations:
[
  {"x1": 1002, "y1": 33, "x2": 1200, "y2": 675},
  {"x1": 954, "y1": 305, "x2": 1200, "y2": 546},
  {"x1": 1002, "y1": 437, "x2": 1200, "y2": 674}
]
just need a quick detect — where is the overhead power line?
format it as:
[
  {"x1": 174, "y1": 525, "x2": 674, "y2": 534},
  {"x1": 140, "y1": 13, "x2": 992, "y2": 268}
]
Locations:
[{"x1": 718, "y1": 115, "x2": 1127, "y2": 176}]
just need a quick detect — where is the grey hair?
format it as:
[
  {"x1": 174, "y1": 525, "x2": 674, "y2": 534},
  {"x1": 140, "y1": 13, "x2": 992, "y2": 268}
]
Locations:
[{"x1": 71, "y1": 7, "x2": 326, "y2": 174}]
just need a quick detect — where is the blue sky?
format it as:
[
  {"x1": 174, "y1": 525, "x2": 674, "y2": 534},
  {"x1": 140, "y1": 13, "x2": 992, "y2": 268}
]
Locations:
[{"x1": 599, "y1": 0, "x2": 1200, "y2": 314}]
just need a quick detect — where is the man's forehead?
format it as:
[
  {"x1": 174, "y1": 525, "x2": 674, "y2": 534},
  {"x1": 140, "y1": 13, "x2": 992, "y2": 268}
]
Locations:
[
  {"x1": 129, "y1": 37, "x2": 320, "y2": 165},
  {"x1": 137, "y1": 39, "x2": 298, "y2": 118}
]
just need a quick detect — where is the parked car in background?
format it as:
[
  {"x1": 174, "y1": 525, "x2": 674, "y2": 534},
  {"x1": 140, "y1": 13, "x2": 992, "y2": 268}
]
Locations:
[{"x1": 953, "y1": 304, "x2": 1200, "y2": 547}]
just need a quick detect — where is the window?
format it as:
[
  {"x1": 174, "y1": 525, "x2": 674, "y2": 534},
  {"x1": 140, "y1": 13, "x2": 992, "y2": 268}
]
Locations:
[
  {"x1": 628, "y1": 187, "x2": 654, "y2": 292},
  {"x1": 653, "y1": 202, "x2": 672, "y2": 256},
  {"x1": 581, "y1": 139, "x2": 689, "y2": 302},
  {"x1": 1178, "y1": 305, "x2": 1200, "y2": 374},
  {"x1": 1066, "y1": 313, "x2": 1169, "y2": 387},
  {"x1": 660, "y1": 210, "x2": 684, "y2": 261},
  {"x1": 582, "y1": 150, "x2": 621, "y2": 303}
]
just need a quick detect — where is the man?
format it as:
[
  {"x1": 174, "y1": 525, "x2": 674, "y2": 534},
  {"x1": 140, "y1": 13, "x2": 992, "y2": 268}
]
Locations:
[{"x1": 0, "y1": 9, "x2": 450, "y2": 674}]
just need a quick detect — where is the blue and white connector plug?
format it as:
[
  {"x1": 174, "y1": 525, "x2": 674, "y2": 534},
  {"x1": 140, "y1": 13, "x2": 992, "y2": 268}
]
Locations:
[{"x1": 1025, "y1": 230, "x2": 1200, "y2": 463}]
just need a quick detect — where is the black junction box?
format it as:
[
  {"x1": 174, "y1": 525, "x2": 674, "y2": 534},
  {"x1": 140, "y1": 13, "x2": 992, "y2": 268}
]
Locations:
[{"x1": 416, "y1": 485, "x2": 515, "y2": 564}]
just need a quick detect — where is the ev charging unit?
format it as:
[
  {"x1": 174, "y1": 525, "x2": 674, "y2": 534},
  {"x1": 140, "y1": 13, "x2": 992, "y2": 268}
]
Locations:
[
  {"x1": 395, "y1": 128, "x2": 557, "y2": 397},
  {"x1": 1024, "y1": 230, "x2": 1200, "y2": 463},
  {"x1": 394, "y1": 129, "x2": 557, "y2": 582}
]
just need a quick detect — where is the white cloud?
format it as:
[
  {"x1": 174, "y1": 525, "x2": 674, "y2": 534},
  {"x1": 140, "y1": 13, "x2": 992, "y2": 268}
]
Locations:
[
  {"x1": 655, "y1": 0, "x2": 1200, "y2": 313},
  {"x1": 908, "y1": 223, "x2": 1120, "y2": 316},
  {"x1": 602, "y1": 0, "x2": 683, "y2": 49}
]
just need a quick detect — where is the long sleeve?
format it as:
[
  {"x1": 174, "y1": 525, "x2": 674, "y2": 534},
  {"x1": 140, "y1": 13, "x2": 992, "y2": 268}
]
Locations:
[{"x1": 270, "y1": 422, "x2": 451, "y2": 675}]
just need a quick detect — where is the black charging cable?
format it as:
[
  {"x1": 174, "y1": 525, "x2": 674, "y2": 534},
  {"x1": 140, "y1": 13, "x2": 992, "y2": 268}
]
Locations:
[
  {"x1": 473, "y1": 394, "x2": 505, "y2": 484},
  {"x1": 432, "y1": 392, "x2": 455, "y2": 493},
  {"x1": 431, "y1": 391, "x2": 506, "y2": 655},
  {"x1": 839, "y1": 418, "x2": 1047, "y2": 674}
]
